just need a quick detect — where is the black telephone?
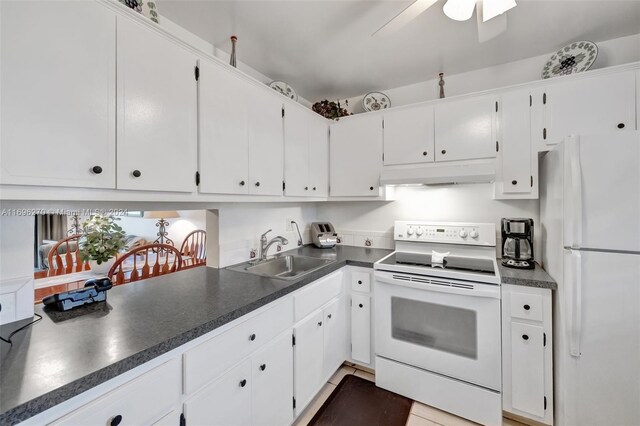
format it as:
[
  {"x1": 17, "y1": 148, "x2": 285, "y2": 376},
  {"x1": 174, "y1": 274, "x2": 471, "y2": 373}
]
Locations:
[{"x1": 43, "y1": 278, "x2": 113, "y2": 312}]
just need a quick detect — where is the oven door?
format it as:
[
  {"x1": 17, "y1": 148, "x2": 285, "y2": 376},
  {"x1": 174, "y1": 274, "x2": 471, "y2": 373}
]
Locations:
[{"x1": 374, "y1": 270, "x2": 502, "y2": 391}]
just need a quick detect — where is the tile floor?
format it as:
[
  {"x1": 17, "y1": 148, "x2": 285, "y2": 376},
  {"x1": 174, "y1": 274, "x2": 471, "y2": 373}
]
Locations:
[{"x1": 293, "y1": 364, "x2": 528, "y2": 426}]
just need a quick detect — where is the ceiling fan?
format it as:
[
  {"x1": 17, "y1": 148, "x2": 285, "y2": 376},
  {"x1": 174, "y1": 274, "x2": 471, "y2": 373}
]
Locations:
[{"x1": 373, "y1": 0, "x2": 517, "y2": 42}]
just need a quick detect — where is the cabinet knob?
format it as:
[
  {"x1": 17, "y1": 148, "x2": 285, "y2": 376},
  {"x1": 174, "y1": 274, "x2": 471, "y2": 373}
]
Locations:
[
  {"x1": 327, "y1": 314, "x2": 332, "y2": 319},
  {"x1": 618, "y1": 123, "x2": 626, "y2": 129},
  {"x1": 522, "y1": 334, "x2": 529, "y2": 341},
  {"x1": 239, "y1": 379, "x2": 247, "y2": 387},
  {"x1": 132, "y1": 170, "x2": 141, "y2": 178},
  {"x1": 255, "y1": 181, "x2": 261, "y2": 187},
  {"x1": 441, "y1": 149, "x2": 446, "y2": 155},
  {"x1": 259, "y1": 364, "x2": 266, "y2": 371},
  {"x1": 239, "y1": 180, "x2": 246, "y2": 186},
  {"x1": 524, "y1": 304, "x2": 531, "y2": 310},
  {"x1": 358, "y1": 280, "x2": 362, "y2": 285},
  {"x1": 110, "y1": 415, "x2": 123, "y2": 426},
  {"x1": 91, "y1": 166, "x2": 103, "y2": 174},
  {"x1": 422, "y1": 151, "x2": 428, "y2": 156},
  {"x1": 313, "y1": 187, "x2": 317, "y2": 191},
  {"x1": 369, "y1": 186, "x2": 374, "y2": 191},
  {"x1": 249, "y1": 333, "x2": 256, "y2": 341},
  {"x1": 359, "y1": 303, "x2": 364, "y2": 308},
  {"x1": 305, "y1": 186, "x2": 309, "y2": 191},
  {"x1": 511, "y1": 180, "x2": 518, "y2": 185},
  {"x1": 318, "y1": 321, "x2": 323, "y2": 327}
]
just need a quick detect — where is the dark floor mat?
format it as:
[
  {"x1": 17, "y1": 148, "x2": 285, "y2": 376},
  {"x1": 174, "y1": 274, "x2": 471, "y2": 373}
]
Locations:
[{"x1": 307, "y1": 374, "x2": 413, "y2": 426}]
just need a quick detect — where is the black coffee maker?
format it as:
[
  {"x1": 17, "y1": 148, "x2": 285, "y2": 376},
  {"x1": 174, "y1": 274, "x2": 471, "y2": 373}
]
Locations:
[{"x1": 501, "y1": 218, "x2": 534, "y2": 269}]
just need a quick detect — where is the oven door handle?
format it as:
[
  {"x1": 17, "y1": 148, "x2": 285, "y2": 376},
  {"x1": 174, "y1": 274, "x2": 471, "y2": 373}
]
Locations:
[{"x1": 374, "y1": 273, "x2": 501, "y2": 299}]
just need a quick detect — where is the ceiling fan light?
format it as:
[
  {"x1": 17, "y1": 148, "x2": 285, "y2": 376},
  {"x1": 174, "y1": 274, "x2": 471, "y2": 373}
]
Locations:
[
  {"x1": 482, "y1": 0, "x2": 516, "y2": 22},
  {"x1": 443, "y1": 0, "x2": 477, "y2": 21}
]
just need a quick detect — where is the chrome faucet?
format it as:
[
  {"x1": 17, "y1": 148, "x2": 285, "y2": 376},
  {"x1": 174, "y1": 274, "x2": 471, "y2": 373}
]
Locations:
[{"x1": 259, "y1": 229, "x2": 289, "y2": 260}]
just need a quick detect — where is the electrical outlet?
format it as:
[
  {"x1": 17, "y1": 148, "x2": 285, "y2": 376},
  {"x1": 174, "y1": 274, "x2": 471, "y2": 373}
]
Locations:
[{"x1": 285, "y1": 218, "x2": 294, "y2": 232}]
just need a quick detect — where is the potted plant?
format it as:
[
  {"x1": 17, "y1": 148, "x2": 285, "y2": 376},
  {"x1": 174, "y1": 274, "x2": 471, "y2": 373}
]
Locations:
[
  {"x1": 79, "y1": 215, "x2": 127, "y2": 275},
  {"x1": 312, "y1": 99, "x2": 352, "y2": 120}
]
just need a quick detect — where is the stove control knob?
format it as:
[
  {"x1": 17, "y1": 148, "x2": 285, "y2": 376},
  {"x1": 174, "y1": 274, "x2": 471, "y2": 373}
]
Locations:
[
  {"x1": 416, "y1": 227, "x2": 424, "y2": 236},
  {"x1": 406, "y1": 226, "x2": 415, "y2": 236},
  {"x1": 470, "y1": 230, "x2": 479, "y2": 239},
  {"x1": 459, "y1": 230, "x2": 468, "y2": 238}
]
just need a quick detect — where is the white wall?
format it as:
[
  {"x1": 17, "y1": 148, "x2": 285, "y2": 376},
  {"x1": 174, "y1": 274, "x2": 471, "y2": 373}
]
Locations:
[
  {"x1": 317, "y1": 184, "x2": 540, "y2": 258},
  {"x1": 344, "y1": 33, "x2": 640, "y2": 113}
]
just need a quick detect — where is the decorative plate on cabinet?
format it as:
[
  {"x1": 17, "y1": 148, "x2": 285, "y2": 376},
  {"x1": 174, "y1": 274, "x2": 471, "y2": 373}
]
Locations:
[
  {"x1": 363, "y1": 92, "x2": 391, "y2": 112},
  {"x1": 541, "y1": 41, "x2": 598, "y2": 79},
  {"x1": 269, "y1": 81, "x2": 298, "y2": 101}
]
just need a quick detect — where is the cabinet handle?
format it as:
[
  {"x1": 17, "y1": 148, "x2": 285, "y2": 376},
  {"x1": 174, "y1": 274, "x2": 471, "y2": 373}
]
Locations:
[
  {"x1": 441, "y1": 149, "x2": 446, "y2": 155},
  {"x1": 110, "y1": 415, "x2": 123, "y2": 426},
  {"x1": 313, "y1": 187, "x2": 317, "y2": 191},
  {"x1": 511, "y1": 180, "x2": 518, "y2": 185},
  {"x1": 239, "y1": 379, "x2": 247, "y2": 387},
  {"x1": 422, "y1": 151, "x2": 428, "y2": 156},
  {"x1": 327, "y1": 314, "x2": 332, "y2": 319},
  {"x1": 239, "y1": 180, "x2": 246, "y2": 186},
  {"x1": 318, "y1": 321, "x2": 323, "y2": 327},
  {"x1": 522, "y1": 334, "x2": 529, "y2": 341},
  {"x1": 524, "y1": 304, "x2": 531, "y2": 310},
  {"x1": 358, "y1": 303, "x2": 364, "y2": 308},
  {"x1": 618, "y1": 123, "x2": 626, "y2": 129},
  {"x1": 132, "y1": 170, "x2": 141, "y2": 178},
  {"x1": 255, "y1": 181, "x2": 261, "y2": 187},
  {"x1": 91, "y1": 166, "x2": 103, "y2": 174},
  {"x1": 358, "y1": 280, "x2": 362, "y2": 285},
  {"x1": 305, "y1": 186, "x2": 309, "y2": 190},
  {"x1": 369, "y1": 186, "x2": 374, "y2": 191},
  {"x1": 249, "y1": 333, "x2": 256, "y2": 341},
  {"x1": 259, "y1": 364, "x2": 266, "y2": 371}
]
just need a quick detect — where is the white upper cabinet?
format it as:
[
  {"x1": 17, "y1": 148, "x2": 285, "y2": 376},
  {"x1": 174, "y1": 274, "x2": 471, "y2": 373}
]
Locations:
[
  {"x1": 383, "y1": 104, "x2": 435, "y2": 165},
  {"x1": 496, "y1": 89, "x2": 536, "y2": 197},
  {"x1": 116, "y1": 17, "x2": 197, "y2": 192},
  {"x1": 247, "y1": 84, "x2": 284, "y2": 196},
  {"x1": 539, "y1": 71, "x2": 636, "y2": 145},
  {"x1": 284, "y1": 106, "x2": 328, "y2": 197},
  {"x1": 330, "y1": 115, "x2": 383, "y2": 197},
  {"x1": 0, "y1": 1, "x2": 116, "y2": 189},
  {"x1": 199, "y1": 58, "x2": 250, "y2": 194},
  {"x1": 435, "y1": 95, "x2": 498, "y2": 162}
]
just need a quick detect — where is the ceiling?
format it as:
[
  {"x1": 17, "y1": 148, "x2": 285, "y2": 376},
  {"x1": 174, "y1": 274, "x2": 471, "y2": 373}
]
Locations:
[{"x1": 158, "y1": 0, "x2": 640, "y2": 101}]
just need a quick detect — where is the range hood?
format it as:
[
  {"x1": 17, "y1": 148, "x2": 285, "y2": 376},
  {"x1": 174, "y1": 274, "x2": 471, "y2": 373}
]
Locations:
[{"x1": 380, "y1": 160, "x2": 495, "y2": 186}]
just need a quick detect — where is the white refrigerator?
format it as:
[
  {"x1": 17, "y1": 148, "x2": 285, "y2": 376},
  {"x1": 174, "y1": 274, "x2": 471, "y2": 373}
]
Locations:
[{"x1": 540, "y1": 132, "x2": 640, "y2": 426}]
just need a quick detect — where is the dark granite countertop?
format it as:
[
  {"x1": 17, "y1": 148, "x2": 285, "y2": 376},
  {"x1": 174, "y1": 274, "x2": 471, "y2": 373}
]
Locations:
[
  {"x1": 498, "y1": 261, "x2": 557, "y2": 290},
  {"x1": 0, "y1": 245, "x2": 392, "y2": 425}
]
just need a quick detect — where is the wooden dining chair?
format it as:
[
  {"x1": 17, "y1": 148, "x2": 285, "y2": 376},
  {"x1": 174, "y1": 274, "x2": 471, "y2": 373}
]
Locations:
[
  {"x1": 47, "y1": 234, "x2": 90, "y2": 276},
  {"x1": 108, "y1": 243, "x2": 182, "y2": 285},
  {"x1": 180, "y1": 229, "x2": 207, "y2": 269}
]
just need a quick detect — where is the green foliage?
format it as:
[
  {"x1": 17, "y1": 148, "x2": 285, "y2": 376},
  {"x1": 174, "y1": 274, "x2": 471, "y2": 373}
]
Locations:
[{"x1": 79, "y1": 215, "x2": 127, "y2": 264}]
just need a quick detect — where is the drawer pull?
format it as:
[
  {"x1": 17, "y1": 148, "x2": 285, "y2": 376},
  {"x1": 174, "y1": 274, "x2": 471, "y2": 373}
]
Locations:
[
  {"x1": 91, "y1": 165, "x2": 103, "y2": 174},
  {"x1": 305, "y1": 186, "x2": 309, "y2": 190},
  {"x1": 522, "y1": 334, "x2": 529, "y2": 341},
  {"x1": 318, "y1": 321, "x2": 323, "y2": 327},
  {"x1": 511, "y1": 180, "x2": 518, "y2": 185},
  {"x1": 358, "y1": 303, "x2": 364, "y2": 308},
  {"x1": 239, "y1": 379, "x2": 247, "y2": 387},
  {"x1": 370, "y1": 186, "x2": 374, "y2": 191},
  {"x1": 313, "y1": 187, "x2": 317, "y2": 191},
  {"x1": 618, "y1": 123, "x2": 625, "y2": 129},
  {"x1": 259, "y1": 364, "x2": 266, "y2": 371},
  {"x1": 110, "y1": 415, "x2": 123, "y2": 426},
  {"x1": 441, "y1": 149, "x2": 446, "y2": 155},
  {"x1": 249, "y1": 333, "x2": 256, "y2": 341},
  {"x1": 358, "y1": 280, "x2": 362, "y2": 285},
  {"x1": 239, "y1": 180, "x2": 246, "y2": 186},
  {"x1": 132, "y1": 169, "x2": 141, "y2": 178},
  {"x1": 422, "y1": 151, "x2": 428, "y2": 156},
  {"x1": 255, "y1": 181, "x2": 261, "y2": 187},
  {"x1": 327, "y1": 314, "x2": 332, "y2": 319},
  {"x1": 524, "y1": 304, "x2": 531, "y2": 310}
]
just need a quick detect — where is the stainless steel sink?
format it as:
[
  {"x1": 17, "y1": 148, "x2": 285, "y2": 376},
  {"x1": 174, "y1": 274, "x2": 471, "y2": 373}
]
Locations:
[{"x1": 227, "y1": 255, "x2": 334, "y2": 280}]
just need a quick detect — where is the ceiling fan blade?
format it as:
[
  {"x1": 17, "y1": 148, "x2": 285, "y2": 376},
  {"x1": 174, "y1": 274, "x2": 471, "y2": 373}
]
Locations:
[
  {"x1": 476, "y1": 0, "x2": 508, "y2": 42},
  {"x1": 372, "y1": 0, "x2": 439, "y2": 37}
]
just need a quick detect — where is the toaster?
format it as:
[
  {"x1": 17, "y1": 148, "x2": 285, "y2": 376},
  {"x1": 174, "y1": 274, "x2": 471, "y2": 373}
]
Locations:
[{"x1": 311, "y1": 222, "x2": 338, "y2": 248}]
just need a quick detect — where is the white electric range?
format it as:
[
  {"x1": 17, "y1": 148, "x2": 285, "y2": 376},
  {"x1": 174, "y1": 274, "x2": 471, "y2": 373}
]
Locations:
[{"x1": 373, "y1": 221, "x2": 502, "y2": 426}]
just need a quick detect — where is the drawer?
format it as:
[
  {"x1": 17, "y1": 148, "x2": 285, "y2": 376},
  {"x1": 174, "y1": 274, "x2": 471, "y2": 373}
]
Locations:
[
  {"x1": 510, "y1": 292, "x2": 543, "y2": 322},
  {"x1": 294, "y1": 270, "x2": 343, "y2": 321},
  {"x1": 50, "y1": 358, "x2": 181, "y2": 426},
  {"x1": 351, "y1": 270, "x2": 371, "y2": 293},
  {"x1": 183, "y1": 297, "x2": 293, "y2": 395}
]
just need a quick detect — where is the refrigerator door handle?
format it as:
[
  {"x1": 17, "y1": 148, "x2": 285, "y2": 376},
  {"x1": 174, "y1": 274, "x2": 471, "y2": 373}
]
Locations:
[
  {"x1": 569, "y1": 250, "x2": 582, "y2": 357},
  {"x1": 567, "y1": 137, "x2": 583, "y2": 249}
]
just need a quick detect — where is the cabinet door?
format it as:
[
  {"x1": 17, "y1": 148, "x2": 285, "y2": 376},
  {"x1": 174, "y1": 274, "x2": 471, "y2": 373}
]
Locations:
[
  {"x1": 330, "y1": 115, "x2": 383, "y2": 196},
  {"x1": 248, "y1": 85, "x2": 284, "y2": 195},
  {"x1": 294, "y1": 311, "x2": 325, "y2": 411},
  {"x1": 499, "y1": 89, "x2": 532, "y2": 194},
  {"x1": 251, "y1": 332, "x2": 294, "y2": 426},
  {"x1": 183, "y1": 359, "x2": 252, "y2": 426},
  {"x1": 284, "y1": 106, "x2": 310, "y2": 197},
  {"x1": 542, "y1": 71, "x2": 636, "y2": 145},
  {"x1": 116, "y1": 17, "x2": 197, "y2": 192},
  {"x1": 435, "y1": 95, "x2": 497, "y2": 162},
  {"x1": 510, "y1": 322, "x2": 545, "y2": 418},
  {"x1": 323, "y1": 297, "x2": 347, "y2": 379},
  {"x1": 199, "y1": 59, "x2": 249, "y2": 194},
  {"x1": 308, "y1": 118, "x2": 329, "y2": 197},
  {"x1": 0, "y1": 1, "x2": 116, "y2": 188},
  {"x1": 383, "y1": 104, "x2": 435, "y2": 165},
  {"x1": 351, "y1": 294, "x2": 371, "y2": 364}
]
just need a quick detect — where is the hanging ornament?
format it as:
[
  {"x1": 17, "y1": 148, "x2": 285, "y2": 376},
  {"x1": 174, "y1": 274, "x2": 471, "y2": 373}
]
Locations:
[
  {"x1": 438, "y1": 73, "x2": 445, "y2": 99},
  {"x1": 230, "y1": 36, "x2": 238, "y2": 68}
]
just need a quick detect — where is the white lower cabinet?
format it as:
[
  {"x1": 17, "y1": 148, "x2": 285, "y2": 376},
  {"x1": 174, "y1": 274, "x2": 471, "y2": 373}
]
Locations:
[
  {"x1": 502, "y1": 284, "x2": 553, "y2": 425},
  {"x1": 350, "y1": 293, "x2": 371, "y2": 365},
  {"x1": 294, "y1": 310, "x2": 326, "y2": 412},
  {"x1": 323, "y1": 297, "x2": 347, "y2": 379}
]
